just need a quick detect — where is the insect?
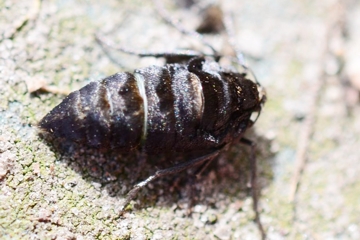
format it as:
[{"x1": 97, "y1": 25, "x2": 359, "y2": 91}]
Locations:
[
  {"x1": 39, "y1": 1, "x2": 266, "y2": 236},
  {"x1": 39, "y1": 56, "x2": 265, "y2": 151}
]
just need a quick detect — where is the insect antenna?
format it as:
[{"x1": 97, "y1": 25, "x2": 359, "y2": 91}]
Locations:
[
  {"x1": 222, "y1": 10, "x2": 265, "y2": 90},
  {"x1": 222, "y1": 12, "x2": 247, "y2": 70}
]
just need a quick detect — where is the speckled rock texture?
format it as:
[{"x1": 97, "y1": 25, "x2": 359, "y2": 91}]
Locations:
[{"x1": 1, "y1": 0, "x2": 360, "y2": 239}]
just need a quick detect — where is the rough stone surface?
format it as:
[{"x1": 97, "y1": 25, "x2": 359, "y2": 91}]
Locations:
[{"x1": 1, "y1": 0, "x2": 360, "y2": 239}]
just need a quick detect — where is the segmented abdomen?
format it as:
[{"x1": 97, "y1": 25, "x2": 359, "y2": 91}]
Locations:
[{"x1": 39, "y1": 58, "x2": 259, "y2": 153}]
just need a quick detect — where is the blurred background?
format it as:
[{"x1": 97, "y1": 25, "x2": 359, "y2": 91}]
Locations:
[{"x1": 1, "y1": 0, "x2": 359, "y2": 239}]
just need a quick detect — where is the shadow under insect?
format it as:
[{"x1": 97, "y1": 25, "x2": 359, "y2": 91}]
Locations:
[{"x1": 39, "y1": 119, "x2": 274, "y2": 211}]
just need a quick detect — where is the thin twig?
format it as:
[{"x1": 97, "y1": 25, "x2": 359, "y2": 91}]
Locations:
[{"x1": 289, "y1": 0, "x2": 349, "y2": 203}]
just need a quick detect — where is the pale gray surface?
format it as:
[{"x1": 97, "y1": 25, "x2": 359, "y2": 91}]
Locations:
[{"x1": 1, "y1": 0, "x2": 360, "y2": 239}]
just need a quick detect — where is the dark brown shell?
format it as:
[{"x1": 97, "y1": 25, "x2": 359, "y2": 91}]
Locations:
[{"x1": 39, "y1": 57, "x2": 262, "y2": 154}]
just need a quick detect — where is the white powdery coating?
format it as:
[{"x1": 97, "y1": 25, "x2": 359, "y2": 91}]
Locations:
[{"x1": 134, "y1": 72, "x2": 148, "y2": 140}]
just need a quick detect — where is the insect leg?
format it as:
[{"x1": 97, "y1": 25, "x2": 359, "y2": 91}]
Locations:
[
  {"x1": 95, "y1": 1, "x2": 223, "y2": 63},
  {"x1": 152, "y1": 0, "x2": 221, "y2": 61},
  {"x1": 95, "y1": 33, "x2": 215, "y2": 64},
  {"x1": 239, "y1": 137, "x2": 266, "y2": 240},
  {"x1": 194, "y1": 155, "x2": 218, "y2": 179},
  {"x1": 95, "y1": 34, "x2": 204, "y2": 59},
  {"x1": 120, "y1": 149, "x2": 221, "y2": 213}
]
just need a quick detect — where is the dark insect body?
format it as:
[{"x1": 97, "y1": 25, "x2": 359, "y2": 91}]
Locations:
[
  {"x1": 39, "y1": 2, "x2": 267, "y2": 237},
  {"x1": 40, "y1": 57, "x2": 265, "y2": 156},
  {"x1": 40, "y1": 55, "x2": 266, "y2": 236}
]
